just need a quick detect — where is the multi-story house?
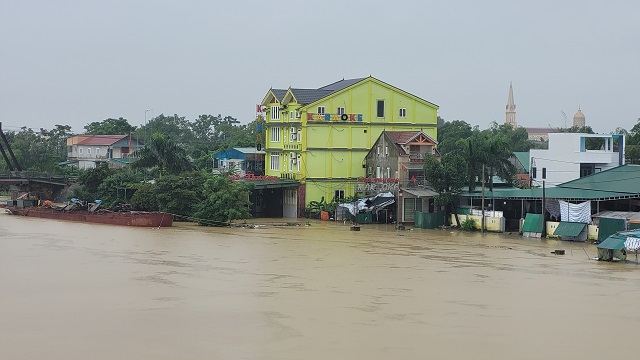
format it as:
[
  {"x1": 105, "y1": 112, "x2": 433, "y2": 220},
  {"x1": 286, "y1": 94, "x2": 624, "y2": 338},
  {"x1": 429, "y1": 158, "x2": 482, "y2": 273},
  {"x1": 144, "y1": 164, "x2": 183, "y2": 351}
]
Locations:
[
  {"x1": 258, "y1": 76, "x2": 439, "y2": 217},
  {"x1": 66, "y1": 134, "x2": 143, "y2": 169},
  {"x1": 363, "y1": 130, "x2": 438, "y2": 222},
  {"x1": 529, "y1": 132, "x2": 625, "y2": 188}
]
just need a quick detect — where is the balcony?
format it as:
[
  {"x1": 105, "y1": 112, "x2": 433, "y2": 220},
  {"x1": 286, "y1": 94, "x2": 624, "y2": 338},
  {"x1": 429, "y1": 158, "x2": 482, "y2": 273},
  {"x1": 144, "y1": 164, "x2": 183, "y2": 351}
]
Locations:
[{"x1": 408, "y1": 153, "x2": 426, "y2": 162}]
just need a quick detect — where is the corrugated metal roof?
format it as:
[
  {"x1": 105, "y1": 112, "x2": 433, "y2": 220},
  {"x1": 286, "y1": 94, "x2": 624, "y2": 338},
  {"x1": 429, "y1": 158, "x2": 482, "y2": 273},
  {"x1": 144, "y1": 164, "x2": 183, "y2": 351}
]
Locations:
[
  {"x1": 464, "y1": 187, "x2": 636, "y2": 200},
  {"x1": 559, "y1": 164, "x2": 640, "y2": 194},
  {"x1": 553, "y1": 222, "x2": 587, "y2": 237},
  {"x1": 593, "y1": 211, "x2": 640, "y2": 222},
  {"x1": 403, "y1": 188, "x2": 438, "y2": 197},
  {"x1": 513, "y1": 152, "x2": 530, "y2": 172}
]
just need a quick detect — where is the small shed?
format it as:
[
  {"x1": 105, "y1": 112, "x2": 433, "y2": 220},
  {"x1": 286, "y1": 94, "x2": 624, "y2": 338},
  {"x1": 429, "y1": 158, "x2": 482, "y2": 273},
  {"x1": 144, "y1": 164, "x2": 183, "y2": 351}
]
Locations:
[
  {"x1": 552, "y1": 221, "x2": 588, "y2": 242},
  {"x1": 597, "y1": 234, "x2": 628, "y2": 261}
]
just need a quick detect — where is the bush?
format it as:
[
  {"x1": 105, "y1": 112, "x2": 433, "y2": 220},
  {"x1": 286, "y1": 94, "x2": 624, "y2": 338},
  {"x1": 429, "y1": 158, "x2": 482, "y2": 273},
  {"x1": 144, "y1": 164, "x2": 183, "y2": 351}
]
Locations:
[{"x1": 460, "y1": 218, "x2": 477, "y2": 231}]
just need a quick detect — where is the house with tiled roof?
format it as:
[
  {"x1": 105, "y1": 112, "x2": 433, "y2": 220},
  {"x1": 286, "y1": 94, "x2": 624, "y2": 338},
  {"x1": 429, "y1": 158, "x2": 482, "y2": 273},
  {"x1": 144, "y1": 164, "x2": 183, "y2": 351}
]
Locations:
[
  {"x1": 257, "y1": 76, "x2": 439, "y2": 218},
  {"x1": 363, "y1": 130, "x2": 439, "y2": 222},
  {"x1": 65, "y1": 134, "x2": 144, "y2": 169}
]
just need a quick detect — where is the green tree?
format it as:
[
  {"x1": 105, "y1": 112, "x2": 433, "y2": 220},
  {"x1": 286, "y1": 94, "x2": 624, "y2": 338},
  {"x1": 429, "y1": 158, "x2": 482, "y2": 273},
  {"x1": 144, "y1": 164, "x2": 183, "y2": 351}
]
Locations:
[
  {"x1": 96, "y1": 170, "x2": 145, "y2": 207},
  {"x1": 76, "y1": 164, "x2": 113, "y2": 200},
  {"x1": 129, "y1": 183, "x2": 160, "y2": 211},
  {"x1": 84, "y1": 117, "x2": 136, "y2": 135},
  {"x1": 194, "y1": 175, "x2": 253, "y2": 225},
  {"x1": 154, "y1": 172, "x2": 207, "y2": 217},
  {"x1": 132, "y1": 133, "x2": 192, "y2": 176},
  {"x1": 486, "y1": 121, "x2": 531, "y2": 152},
  {"x1": 437, "y1": 119, "x2": 474, "y2": 156},
  {"x1": 423, "y1": 153, "x2": 468, "y2": 225}
]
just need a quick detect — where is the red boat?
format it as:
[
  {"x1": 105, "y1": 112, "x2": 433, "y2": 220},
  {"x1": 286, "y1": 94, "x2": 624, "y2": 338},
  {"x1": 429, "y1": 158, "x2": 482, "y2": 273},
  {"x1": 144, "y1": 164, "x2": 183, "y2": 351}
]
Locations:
[{"x1": 3, "y1": 205, "x2": 173, "y2": 227}]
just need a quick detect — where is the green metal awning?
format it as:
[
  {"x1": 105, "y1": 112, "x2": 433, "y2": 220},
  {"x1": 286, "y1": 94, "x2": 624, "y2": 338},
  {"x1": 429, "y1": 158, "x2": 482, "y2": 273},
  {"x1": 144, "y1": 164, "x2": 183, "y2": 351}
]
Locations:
[
  {"x1": 553, "y1": 222, "x2": 587, "y2": 237},
  {"x1": 597, "y1": 235, "x2": 626, "y2": 250},
  {"x1": 522, "y1": 213, "x2": 544, "y2": 233}
]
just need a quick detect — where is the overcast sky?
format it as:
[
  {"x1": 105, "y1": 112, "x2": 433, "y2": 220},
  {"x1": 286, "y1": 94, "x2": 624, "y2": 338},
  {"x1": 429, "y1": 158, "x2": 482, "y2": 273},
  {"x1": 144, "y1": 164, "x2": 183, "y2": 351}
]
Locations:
[{"x1": 2, "y1": 0, "x2": 639, "y2": 134}]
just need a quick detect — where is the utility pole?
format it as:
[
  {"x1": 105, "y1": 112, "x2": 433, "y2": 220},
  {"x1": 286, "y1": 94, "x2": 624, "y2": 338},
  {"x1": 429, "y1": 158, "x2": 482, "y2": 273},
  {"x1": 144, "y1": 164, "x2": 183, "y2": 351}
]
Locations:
[
  {"x1": 481, "y1": 164, "x2": 485, "y2": 233},
  {"x1": 541, "y1": 167, "x2": 547, "y2": 238}
]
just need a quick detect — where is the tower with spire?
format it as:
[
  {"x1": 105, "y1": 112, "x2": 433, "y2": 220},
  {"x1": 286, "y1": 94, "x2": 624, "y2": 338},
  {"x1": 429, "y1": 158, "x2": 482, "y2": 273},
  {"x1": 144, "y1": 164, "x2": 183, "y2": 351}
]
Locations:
[{"x1": 505, "y1": 82, "x2": 516, "y2": 128}]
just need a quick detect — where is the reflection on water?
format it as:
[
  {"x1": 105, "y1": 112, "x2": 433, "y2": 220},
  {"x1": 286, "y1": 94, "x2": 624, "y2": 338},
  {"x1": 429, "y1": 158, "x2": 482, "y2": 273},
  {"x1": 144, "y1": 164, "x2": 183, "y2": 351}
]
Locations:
[{"x1": 1, "y1": 214, "x2": 639, "y2": 359}]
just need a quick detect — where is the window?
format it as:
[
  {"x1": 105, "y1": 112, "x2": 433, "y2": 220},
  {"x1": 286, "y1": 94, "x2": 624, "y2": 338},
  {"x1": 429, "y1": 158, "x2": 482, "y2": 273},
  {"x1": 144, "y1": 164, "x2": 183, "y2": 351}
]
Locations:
[
  {"x1": 271, "y1": 106, "x2": 280, "y2": 120},
  {"x1": 376, "y1": 166, "x2": 381, "y2": 178},
  {"x1": 270, "y1": 127, "x2": 281, "y2": 142},
  {"x1": 377, "y1": 100, "x2": 385, "y2": 117},
  {"x1": 334, "y1": 190, "x2": 345, "y2": 201},
  {"x1": 297, "y1": 129, "x2": 302, "y2": 142},
  {"x1": 290, "y1": 111, "x2": 295, "y2": 119},
  {"x1": 385, "y1": 146, "x2": 389, "y2": 156},
  {"x1": 79, "y1": 147, "x2": 84, "y2": 155},
  {"x1": 290, "y1": 127, "x2": 297, "y2": 142},
  {"x1": 297, "y1": 156, "x2": 301, "y2": 172},
  {"x1": 386, "y1": 167, "x2": 391, "y2": 178},
  {"x1": 377, "y1": 146, "x2": 380, "y2": 156},
  {"x1": 96, "y1": 148, "x2": 100, "y2": 156},
  {"x1": 317, "y1": 106, "x2": 325, "y2": 114},
  {"x1": 399, "y1": 108, "x2": 406, "y2": 117},
  {"x1": 337, "y1": 107, "x2": 345, "y2": 115},
  {"x1": 270, "y1": 153, "x2": 280, "y2": 171},
  {"x1": 87, "y1": 148, "x2": 91, "y2": 155}
]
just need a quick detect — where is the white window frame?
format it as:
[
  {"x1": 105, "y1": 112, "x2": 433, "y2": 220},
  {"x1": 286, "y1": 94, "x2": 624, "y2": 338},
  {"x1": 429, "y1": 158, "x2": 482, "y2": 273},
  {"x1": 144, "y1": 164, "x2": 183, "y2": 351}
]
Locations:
[
  {"x1": 270, "y1": 153, "x2": 280, "y2": 171},
  {"x1": 270, "y1": 127, "x2": 281, "y2": 142},
  {"x1": 399, "y1": 108, "x2": 406, "y2": 118},
  {"x1": 385, "y1": 146, "x2": 389, "y2": 156},
  {"x1": 96, "y1": 148, "x2": 100, "y2": 156},
  {"x1": 334, "y1": 189, "x2": 345, "y2": 201},
  {"x1": 271, "y1": 106, "x2": 280, "y2": 120},
  {"x1": 289, "y1": 111, "x2": 295, "y2": 120},
  {"x1": 87, "y1": 147, "x2": 91, "y2": 155},
  {"x1": 386, "y1": 167, "x2": 391, "y2": 178},
  {"x1": 297, "y1": 155, "x2": 301, "y2": 172},
  {"x1": 317, "y1": 106, "x2": 325, "y2": 115},
  {"x1": 79, "y1": 147, "x2": 84, "y2": 155},
  {"x1": 337, "y1": 107, "x2": 345, "y2": 115},
  {"x1": 297, "y1": 129, "x2": 302, "y2": 142}
]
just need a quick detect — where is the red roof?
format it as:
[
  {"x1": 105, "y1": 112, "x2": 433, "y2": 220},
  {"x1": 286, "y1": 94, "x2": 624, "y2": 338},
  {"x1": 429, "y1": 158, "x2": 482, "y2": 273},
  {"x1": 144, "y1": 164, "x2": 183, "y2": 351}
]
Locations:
[
  {"x1": 77, "y1": 135, "x2": 129, "y2": 146},
  {"x1": 383, "y1": 131, "x2": 437, "y2": 156}
]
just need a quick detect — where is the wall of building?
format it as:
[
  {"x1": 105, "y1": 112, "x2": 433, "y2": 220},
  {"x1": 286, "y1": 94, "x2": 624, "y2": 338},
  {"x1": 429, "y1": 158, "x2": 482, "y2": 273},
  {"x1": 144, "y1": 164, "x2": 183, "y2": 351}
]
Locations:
[{"x1": 530, "y1": 133, "x2": 623, "y2": 187}]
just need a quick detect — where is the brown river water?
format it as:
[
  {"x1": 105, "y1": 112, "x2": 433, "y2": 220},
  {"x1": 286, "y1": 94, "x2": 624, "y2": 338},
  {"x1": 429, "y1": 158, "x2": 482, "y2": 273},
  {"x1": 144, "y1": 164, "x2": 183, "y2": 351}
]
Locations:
[{"x1": 1, "y1": 213, "x2": 639, "y2": 359}]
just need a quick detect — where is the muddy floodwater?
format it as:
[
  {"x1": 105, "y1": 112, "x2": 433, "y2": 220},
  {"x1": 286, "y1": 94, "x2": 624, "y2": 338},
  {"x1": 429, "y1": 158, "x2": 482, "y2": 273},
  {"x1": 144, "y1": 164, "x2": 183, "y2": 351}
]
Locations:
[{"x1": 1, "y1": 214, "x2": 639, "y2": 359}]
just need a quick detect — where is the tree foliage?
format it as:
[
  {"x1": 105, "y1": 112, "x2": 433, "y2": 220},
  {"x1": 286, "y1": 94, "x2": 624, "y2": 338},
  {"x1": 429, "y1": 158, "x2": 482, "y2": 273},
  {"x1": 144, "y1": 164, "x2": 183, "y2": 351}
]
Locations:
[
  {"x1": 423, "y1": 153, "x2": 468, "y2": 225},
  {"x1": 84, "y1": 117, "x2": 136, "y2": 135},
  {"x1": 194, "y1": 175, "x2": 253, "y2": 224},
  {"x1": 132, "y1": 133, "x2": 192, "y2": 175}
]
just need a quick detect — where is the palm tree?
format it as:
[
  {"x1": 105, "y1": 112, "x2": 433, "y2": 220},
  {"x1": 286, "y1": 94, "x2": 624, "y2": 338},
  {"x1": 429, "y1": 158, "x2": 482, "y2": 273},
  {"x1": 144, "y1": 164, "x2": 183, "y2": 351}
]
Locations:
[{"x1": 132, "y1": 133, "x2": 192, "y2": 176}]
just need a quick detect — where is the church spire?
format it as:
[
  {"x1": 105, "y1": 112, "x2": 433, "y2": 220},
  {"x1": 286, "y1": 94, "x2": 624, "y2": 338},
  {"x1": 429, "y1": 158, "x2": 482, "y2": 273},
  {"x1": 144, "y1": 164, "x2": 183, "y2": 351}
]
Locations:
[{"x1": 505, "y1": 82, "x2": 517, "y2": 128}]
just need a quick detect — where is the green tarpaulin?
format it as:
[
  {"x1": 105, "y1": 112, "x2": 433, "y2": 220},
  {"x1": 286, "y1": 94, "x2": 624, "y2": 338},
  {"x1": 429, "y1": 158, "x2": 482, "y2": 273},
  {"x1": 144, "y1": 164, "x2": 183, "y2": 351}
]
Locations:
[
  {"x1": 597, "y1": 235, "x2": 627, "y2": 250},
  {"x1": 522, "y1": 214, "x2": 544, "y2": 233},
  {"x1": 553, "y1": 222, "x2": 587, "y2": 237},
  {"x1": 597, "y1": 217, "x2": 626, "y2": 242}
]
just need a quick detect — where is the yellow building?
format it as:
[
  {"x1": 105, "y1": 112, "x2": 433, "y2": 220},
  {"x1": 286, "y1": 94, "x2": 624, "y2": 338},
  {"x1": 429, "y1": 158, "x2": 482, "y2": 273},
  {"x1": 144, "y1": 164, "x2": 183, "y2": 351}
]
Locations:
[{"x1": 259, "y1": 76, "x2": 438, "y2": 218}]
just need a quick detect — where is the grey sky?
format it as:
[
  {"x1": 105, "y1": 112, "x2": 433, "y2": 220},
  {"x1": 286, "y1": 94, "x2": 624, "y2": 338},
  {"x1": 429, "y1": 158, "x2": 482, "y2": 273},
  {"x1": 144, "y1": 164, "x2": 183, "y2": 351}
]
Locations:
[{"x1": 2, "y1": 0, "x2": 639, "y2": 134}]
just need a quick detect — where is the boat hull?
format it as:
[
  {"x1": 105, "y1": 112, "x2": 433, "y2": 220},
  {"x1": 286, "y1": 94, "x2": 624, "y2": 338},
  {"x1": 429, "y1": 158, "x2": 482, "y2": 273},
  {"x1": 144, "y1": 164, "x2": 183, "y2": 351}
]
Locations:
[{"x1": 5, "y1": 207, "x2": 173, "y2": 227}]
